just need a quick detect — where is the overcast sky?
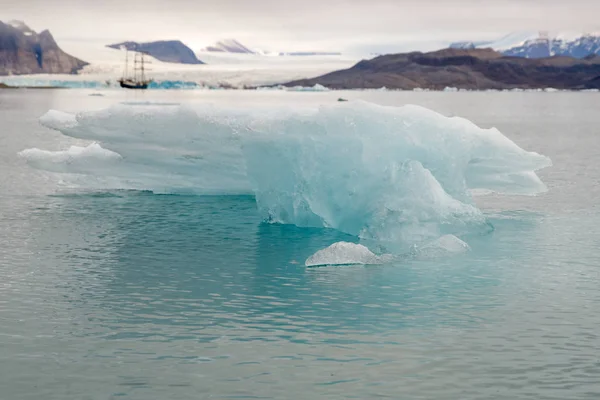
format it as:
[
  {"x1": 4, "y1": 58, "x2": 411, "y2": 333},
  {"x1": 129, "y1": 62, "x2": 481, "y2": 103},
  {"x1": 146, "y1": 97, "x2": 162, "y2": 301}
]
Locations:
[{"x1": 1, "y1": 0, "x2": 598, "y2": 52}]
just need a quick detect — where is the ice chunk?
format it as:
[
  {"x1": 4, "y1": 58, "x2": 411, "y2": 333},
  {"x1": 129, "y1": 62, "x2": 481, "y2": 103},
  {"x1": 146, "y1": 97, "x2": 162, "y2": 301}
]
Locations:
[
  {"x1": 413, "y1": 234, "x2": 471, "y2": 259},
  {"x1": 307, "y1": 234, "x2": 470, "y2": 266},
  {"x1": 286, "y1": 83, "x2": 330, "y2": 92},
  {"x1": 39, "y1": 110, "x2": 78, "y2": 130},
  {"x1": 240, "y1": 101, "x2": 547, "y2": 242},
  {"x1": 23, "y1": 100, "x2": 550, "y2": 247},
  {"x1": 18, "y1": 143, "x2": 122, "y2": 174},
  {"x1": 305, "y1": 242, "x2": 391, "y2": 267},
  {"x1": 29, "y1": 103, "x2": 253, "y2": 194}
]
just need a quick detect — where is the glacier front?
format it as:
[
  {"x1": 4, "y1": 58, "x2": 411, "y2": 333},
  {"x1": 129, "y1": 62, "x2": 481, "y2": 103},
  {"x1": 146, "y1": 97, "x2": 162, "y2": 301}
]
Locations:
[{"x1": 20, "y1": 100, "x2": 551, "y2": 248}]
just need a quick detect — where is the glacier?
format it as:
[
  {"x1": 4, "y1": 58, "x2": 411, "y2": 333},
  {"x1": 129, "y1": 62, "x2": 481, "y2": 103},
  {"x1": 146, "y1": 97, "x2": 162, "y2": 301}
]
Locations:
[
  {"x1": 0, "y1": 78, "x2": 201, "y2": 90},
  {"x1": 20, "y1": 100, "x2": 551, "y2": 248}
]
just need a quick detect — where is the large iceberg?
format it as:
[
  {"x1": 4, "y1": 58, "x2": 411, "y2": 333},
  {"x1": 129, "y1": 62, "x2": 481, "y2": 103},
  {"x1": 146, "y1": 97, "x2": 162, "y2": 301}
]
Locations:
[{"x1": 20, "y1": 100, "x2": 551, "y2": 247}]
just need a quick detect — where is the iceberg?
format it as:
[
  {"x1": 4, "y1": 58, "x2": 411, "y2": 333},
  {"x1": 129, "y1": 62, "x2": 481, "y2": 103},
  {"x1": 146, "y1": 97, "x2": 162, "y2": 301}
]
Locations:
[
  {"x1": 19, "y1": 143, "x2": 122, "y2": 174},
  {"x1": 305, "y1": 234, "x2": 470, "y2": 266},
  {"x1": 285, "y1": 83, "x2": 330, "y2": 92},
  {"x1": 240, "y1": 101, "x2": 549, "y2": 243},
  {"x1": 21, "y1": 100, "x2": 551, "y2": 247}
]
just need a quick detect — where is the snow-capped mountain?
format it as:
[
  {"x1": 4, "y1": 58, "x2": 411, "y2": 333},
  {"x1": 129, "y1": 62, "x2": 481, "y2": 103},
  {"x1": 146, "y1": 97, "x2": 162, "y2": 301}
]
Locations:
[
  {"x1": 6, "y1": 19, "x2": 38, "y2": 37},
  {"x1": 203, "y1": 39, "x2": 255, "y2": 54},
  {"x1": 504, "y1": 34, "x2": 600, "y2": 59},
  {"x1": 553, "y1": 34, "x2": 600, "y2": 58},
  {"x1": 450, "y1": 32, "x2": 539, "y2": 51},
  {"x1": 452, "y1": 31, "x2": 600, "y2": 59},
  {"x1": 503, "y1": 38, "x2": 555, "y2": 58},
  {"x1": 201, "y1": 39, "x2": 341, "y2": 57}
]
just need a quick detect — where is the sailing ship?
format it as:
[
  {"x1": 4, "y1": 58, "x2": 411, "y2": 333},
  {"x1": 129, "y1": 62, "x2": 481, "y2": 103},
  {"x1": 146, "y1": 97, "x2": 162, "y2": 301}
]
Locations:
[{"x1": 118, "y1": 50, "x2": 152, "y2": 89}]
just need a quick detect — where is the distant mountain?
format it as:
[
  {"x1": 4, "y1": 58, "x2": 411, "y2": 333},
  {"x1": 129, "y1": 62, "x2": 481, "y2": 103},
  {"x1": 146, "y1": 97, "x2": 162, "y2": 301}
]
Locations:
[
  {"x1": 452, "y1": 31, "x2": 600, "y2": 59},
  {"x1": 278, "y1": 51, "x2": 342, "y2": 56},
  {"x1": 504, "y1": 35, "x2": 600, "y2": 59},
  {"x1": 0, "y1": 20, "x2": 88, "y2": 75},
  {"x1": 450, "y1": 32, "x2": 539, "y2": 51},
  {"x1": 504, "y1": 38, "x2": 554, "y2": 58},
  {"x1": 106, "y1": 40, "x2": 204, "y2": 64},
  {"x1": 201, "y1": 39, "x2": 342, "y2": 56},
  {"x1": 283, "y1": 48, "x2": 600, "y2": 90},
  {"x1": 558, "y1": 35, "x2": 600, "y2": 58},
  {"x1": 203, "y1": 39, "x2": 255, "y2": 54}
]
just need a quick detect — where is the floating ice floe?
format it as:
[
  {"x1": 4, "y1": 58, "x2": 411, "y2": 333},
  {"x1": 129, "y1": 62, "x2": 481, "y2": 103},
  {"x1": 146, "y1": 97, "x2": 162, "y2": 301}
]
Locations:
[
  {"x1": 305, "y1": 242, "x2": 392, "y2": 267},
  {"x1": 21, "y1": 100, "x2": 551, "y2": 247},
  {"x1": 305, "y1": 234, "x2": 470, "y2": 266},
  {"x1": 285, "y1": 83, "x2": 330, "y2": 92}
]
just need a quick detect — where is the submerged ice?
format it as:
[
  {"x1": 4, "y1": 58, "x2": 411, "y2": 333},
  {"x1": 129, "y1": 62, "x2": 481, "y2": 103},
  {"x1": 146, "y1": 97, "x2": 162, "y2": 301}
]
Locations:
[
  {"x1": 20, "y1": 100, "x2": 551, "y2": 248},
  {"x1": 411, "y1": 234, "x2": 471, "y2": 259}
]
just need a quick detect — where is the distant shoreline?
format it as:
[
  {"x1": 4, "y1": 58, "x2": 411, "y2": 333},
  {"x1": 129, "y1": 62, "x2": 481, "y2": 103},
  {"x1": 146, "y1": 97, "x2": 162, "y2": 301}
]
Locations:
[{"x1": 0, "y1": 82, "x2": 599, "y2": 92}]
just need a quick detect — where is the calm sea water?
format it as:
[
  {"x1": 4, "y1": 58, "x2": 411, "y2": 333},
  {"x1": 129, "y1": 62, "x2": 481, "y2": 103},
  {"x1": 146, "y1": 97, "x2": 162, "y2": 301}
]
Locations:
[{"x1": 1, "y1": 89, "x2": 600, "y2": 399}]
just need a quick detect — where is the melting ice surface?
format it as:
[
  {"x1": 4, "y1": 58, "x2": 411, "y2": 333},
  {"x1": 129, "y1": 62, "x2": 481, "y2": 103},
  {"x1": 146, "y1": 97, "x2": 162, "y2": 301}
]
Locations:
[{"x1": 20, "y1": 100, "x2": 551, "y2": 256}]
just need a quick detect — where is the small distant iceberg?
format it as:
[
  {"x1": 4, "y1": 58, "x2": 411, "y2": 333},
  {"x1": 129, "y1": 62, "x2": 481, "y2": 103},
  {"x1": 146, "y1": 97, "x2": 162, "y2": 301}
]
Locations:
[
  {"x1": 305, "y1": 242, "x2": 391, "y2": 267},
  {"x1": 286, "y1": 83, "x2": 330, "y2": 92},
  {"x1": 255, "y1": 85, "x2": 285, "y2": 91}
]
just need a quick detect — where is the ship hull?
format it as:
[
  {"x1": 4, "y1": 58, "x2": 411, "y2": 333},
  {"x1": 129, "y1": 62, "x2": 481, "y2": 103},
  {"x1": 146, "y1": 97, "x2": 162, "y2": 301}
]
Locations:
[{"x1": 119, "y1": 80, "x2": 149, "y2": 90}]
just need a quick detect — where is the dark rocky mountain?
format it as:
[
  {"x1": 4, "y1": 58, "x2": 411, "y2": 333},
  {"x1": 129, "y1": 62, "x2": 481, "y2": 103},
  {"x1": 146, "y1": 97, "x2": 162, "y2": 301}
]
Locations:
[
  {"x1": 283, "y1": 48, "x2": 600, "y2": 90},
  {"x1": 0, "y1": 20, "x2": 88, "y2": 75},
  {"x1": 106, "y1": 40, "x2": 204, "y2": 64}
]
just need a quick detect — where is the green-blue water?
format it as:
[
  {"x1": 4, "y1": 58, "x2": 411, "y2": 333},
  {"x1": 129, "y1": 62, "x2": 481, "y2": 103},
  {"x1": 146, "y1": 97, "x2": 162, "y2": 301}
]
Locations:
[{"x1": 1, "y1": 90, "x2": 599, "y2": 399}]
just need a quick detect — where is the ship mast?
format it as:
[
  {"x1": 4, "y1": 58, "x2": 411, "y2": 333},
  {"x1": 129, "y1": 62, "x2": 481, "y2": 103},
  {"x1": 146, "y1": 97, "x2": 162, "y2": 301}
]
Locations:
[
  {"x1": 123, "y1": 50, "x2": 129, "y2": 80},
  {"x1": 133, "y1": 52, "x2": 138, "y2": 82}
]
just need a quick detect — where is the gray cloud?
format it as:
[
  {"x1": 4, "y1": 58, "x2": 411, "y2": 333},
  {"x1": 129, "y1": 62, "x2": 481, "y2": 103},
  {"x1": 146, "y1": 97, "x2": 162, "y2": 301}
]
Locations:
[{"x1": 1, "y1": 0, "x2": 598, "y2": 51}]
